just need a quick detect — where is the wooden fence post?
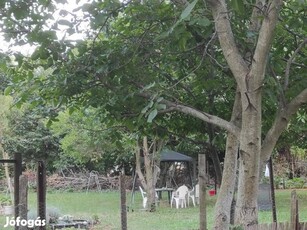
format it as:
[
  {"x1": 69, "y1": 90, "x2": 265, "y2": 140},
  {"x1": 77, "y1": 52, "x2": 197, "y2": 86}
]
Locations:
[
  {"x1": 120, "y1": 173, "x2": 127, "y2": 230},
  {"x1": 199, "y1": 154, "x2": 207, "y2": 230},
  {"x1": 14, "y1": 153, "x2": 22, "y2": 230},
  {"x1": 19, "y1": 175, "x2": 28, "y2": 230},
  {"x1": 37, "y1": 161, "x2": 46, "y2": 230},
  {"x1": 291, "y1": 190, "x2": 299, "y2": 230}
]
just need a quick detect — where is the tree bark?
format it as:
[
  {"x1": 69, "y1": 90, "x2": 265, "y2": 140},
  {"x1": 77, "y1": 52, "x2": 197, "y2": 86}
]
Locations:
[
  {"x1": 214, "y1": 133, "x2": 239, "y2": 229},
  {"x1": 135, "y1": 137, "x2": 164, "y2": 211},
  {"x1": 205, "y1": 0, "x2": 283, "y2": 227},
  {"x1": 143, "y1": 137, "x2": 156, "y2": 211},
  {"x1": 213, "y1": 90, "x2": 241, "y2": 230},
  {"x1": 208, "y1": 124, "x2": 222, "y2": 186}
]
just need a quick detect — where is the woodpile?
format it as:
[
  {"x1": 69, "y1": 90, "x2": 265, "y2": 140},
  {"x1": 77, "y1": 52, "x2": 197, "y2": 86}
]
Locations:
[
  {"x1": 0, "y1": 171, "x2": 134, "y2": 191},
  {"x1": 47, "y1": 173, "x2": 121, "y2": 191}
]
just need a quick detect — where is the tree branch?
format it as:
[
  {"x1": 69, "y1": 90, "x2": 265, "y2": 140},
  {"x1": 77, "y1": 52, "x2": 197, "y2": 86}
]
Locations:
[
  {"x1": 162, "y1": 98, "x2": 241, "y2": 137},
  {"x1": 249, "y1": 0, "x2": 266, "y2": 37},
  {"x1": 135, "y1": 141, "x2": 147, "y2": 189},
  {"x1": 284, "y1": 37, "x2": 307, "y2": 90},
  {"x1": 205, "y1": 0, "x2": 249, "y2": 90},
  {"x1": 251, "y1": 0, "x2": 283, "y2": 86},
  {"x1": 138, "y1": 91, "x2": 240, "y2": 137},
  {"x1": 261, "y1": 88, "x2": 307, "y2": 163}
]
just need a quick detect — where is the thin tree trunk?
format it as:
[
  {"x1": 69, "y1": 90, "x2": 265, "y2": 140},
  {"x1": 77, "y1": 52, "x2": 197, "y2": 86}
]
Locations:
[
  {"x1": 143, "y1": 137, "x2": 156, "y2": 211},
  {"x1": 213, "y1": 133, "x2": 239, "y2": 230},
  {"x1": 135, "y1": 137, "x2": 164, "y2": 212},
  {"x1": 208, "y1": 124, "x2": 222, "y2": 187},
  {"x1": 213, "y1": 91, "x2": 241, "y2": 230},
  {"x1": 2, "y1": 150, "x2": 13, "y2": 201},
  {"x1": 135, "y1": 146, "x2": 147, "y2": 190}
]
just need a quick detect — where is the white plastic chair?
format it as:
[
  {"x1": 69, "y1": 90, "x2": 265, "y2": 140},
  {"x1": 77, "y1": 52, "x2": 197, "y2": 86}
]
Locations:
[
  {"x1": 139, "y1": 186, "x2": 159, "y2": 209},
  {"x1": 139, "y1": 186, "x2": 148, "y2": 208},
  {"x1": 171, "y1": 185, "x2": 189, "y2": 209},
  {"x1": 188, "y1": 184, "x2": 199, "y2": 206}
]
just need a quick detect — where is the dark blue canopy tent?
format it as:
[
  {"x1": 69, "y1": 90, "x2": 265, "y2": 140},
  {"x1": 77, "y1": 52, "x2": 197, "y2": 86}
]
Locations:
[
  {"x1": 159, "y1": 150, "x2": 196, "y2": 188},
  {"x1": 160, "y1": 150, "x2": 193, "y2": 162},
  {"x1": 130, "y1": 149, "x2": 196, "y2": 210}
]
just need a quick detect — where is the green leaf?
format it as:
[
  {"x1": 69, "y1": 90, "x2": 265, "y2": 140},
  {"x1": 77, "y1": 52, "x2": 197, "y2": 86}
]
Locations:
[
  {"x1": 59, "y1": 9, "x2": 69, "y2": 17},
  {"x1": 58, "y1": 19, "x2": 72, "y2": 27},
  {"x1": 143, "y1": 82, "x2": 156, "y2": 90},
  {"x1": 156, "y1": 97, "x2": 163, "y2": 102},
  {"x1": 147, "y1": 109, "x2": 158, "y2": 123},
  {"x1": 160, "y1": 0, "x2": 199, "y2": 38},
  {"x1": 180, "y1": 0, "x2": 199, "y2": 21},
  {"x1": 230, "y1": 0, "x2": 244, "y2": 14},
  {"x1": 156, "y1": 104, "x2": 166, "y2": 110},
  {"x1": 141, "y1": 100, "x2": 154, "y2": 114},
  {"x1": 13, "y1": 4, "x2": 28, "y2": 20},
  {"x1": 46, "y1": 119, "x2": 53, "y2": 128},
  {"x1": 197, "y1": 18, "x2": 211, "y2": 27},
  {"x1": 4, "y1": 86, "x2": 13, "y2": 96}
]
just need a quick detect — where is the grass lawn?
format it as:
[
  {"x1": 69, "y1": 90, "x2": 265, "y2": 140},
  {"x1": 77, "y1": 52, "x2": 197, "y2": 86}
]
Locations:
[{"x1": 0, "y1": 189, "x2": 306, "y2": 229}]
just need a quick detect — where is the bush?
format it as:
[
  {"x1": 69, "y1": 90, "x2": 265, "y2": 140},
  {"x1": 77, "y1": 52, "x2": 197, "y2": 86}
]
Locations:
[{"x1": 285, "y1": 177, "x2": 305, "y2": 189}]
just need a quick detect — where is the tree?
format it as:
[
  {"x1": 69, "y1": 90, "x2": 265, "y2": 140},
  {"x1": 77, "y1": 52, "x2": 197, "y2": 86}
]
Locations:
[
  {"x1": 0, "y1": 95, "x2": 14, "y2": 199},
  {"x1": 50, "y1": 108, "x2": 136, "y2": 174},
  {"x1": 2, "y1": 104, "x2": 61, "y2": 172},
  {"x1": 135, "y1": 136, "x2": 164, "y2": 212},
  {"x1": 203, "y1": 0, "x2": 306, "y2": 228},
  {"x1": 1, "y1": 0, "x2": 307, "y2": 228}
]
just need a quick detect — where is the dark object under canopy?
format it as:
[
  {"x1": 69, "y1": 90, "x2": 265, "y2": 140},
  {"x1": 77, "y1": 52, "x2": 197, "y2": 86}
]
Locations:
[{"x1": 160, "y1": 150, "x2": 193, "y2": 162}]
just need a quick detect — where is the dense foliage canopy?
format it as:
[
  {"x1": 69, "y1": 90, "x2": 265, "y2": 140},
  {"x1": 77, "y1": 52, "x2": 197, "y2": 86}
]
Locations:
[{"x1": 0, "y1": 0, "x2": 306, "y2": 228}]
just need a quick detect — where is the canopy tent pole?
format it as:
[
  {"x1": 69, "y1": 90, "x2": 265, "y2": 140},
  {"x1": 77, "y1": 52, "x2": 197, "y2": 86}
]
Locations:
[
  {"x1": 187, "y1": 162, "x2": 193, "y2": 187},
  {"x1": 129, "y1": 169, "x2": 137, "y2": 212},
  {"x1": 193, "y1": 159, "x2": 197, "y2": 185}
]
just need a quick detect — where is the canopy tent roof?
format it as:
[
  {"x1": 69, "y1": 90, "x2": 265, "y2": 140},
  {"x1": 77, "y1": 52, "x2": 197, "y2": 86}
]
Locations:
[{"x1": 160, "y1": 150, "x2": 193, "y2": 162}]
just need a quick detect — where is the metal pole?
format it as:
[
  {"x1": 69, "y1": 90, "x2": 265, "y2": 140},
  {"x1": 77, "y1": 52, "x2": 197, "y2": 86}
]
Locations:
[
  {"x1": 37, "y1": 161, "x2": 46, "y2": 230},
  {"x1": 130, "y1": 170, "x2": 137, "y2": 211},
  {"x1": 14, "y1": 153, "x2": 22, "y2": 230},
  {"x1": 199, "y1": 154, "x2": 207, "y2": 230},
  {"x1": 268, "y1": 157, "x2": 277, "y2": 223}
]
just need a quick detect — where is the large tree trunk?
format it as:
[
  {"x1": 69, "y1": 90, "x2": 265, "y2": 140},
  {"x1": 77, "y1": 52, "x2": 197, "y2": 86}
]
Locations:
[
  {"x1": 235, "y1": 83, "x2": 262, "y2": 227},
  {"x1": 204, "y1": 0, "x2": 282, "y2": 227}
]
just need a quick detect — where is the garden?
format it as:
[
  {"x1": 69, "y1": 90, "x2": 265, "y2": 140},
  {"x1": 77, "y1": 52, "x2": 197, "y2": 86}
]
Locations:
[
  {"x1": 0, "y1": 188, "x2": 307, "y2": 230},
  {"x1": 0, "y1": 0, "x2": 306, "y2": 229}
]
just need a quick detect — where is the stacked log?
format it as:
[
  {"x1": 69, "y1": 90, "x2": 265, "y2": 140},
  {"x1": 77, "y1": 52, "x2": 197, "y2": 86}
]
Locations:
[
  {"x1": 0, "y1": 171, "x2": 134, "y2": 191},
  {"x1": 46, "y1": 174, "x2": 121, "y2": 191}
]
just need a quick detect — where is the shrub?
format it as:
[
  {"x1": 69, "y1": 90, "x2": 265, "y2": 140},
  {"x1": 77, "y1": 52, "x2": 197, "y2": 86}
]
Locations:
[{"x1": 285, "y1": 177, "x2": 305, "y2": 189}]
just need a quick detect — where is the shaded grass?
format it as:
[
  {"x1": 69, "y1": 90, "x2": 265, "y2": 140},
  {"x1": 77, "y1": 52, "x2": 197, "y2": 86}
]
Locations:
[
  {"x1": 258, "y1": 189, "x2": 307, "y2": 224},
  {"x1": 0, "y1": 189, "x2": 306, "y2": 229}
]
